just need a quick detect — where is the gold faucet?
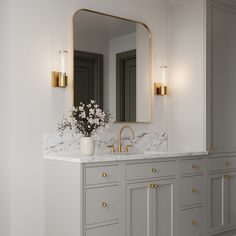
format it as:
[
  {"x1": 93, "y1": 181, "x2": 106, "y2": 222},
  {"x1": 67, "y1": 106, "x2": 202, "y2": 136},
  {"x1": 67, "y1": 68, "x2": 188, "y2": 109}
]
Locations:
[{"x1": 118, "y1": 125, "x2": 135, "y2": 153}]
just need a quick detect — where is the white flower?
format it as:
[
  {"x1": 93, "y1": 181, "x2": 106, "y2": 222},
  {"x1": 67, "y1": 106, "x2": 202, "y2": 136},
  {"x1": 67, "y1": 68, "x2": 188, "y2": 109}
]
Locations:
[
  {"x1": 94, "y1": 118, "x2": 99, "y2": 125},
  {"x1": 89, "y1": 108, "x2": 95, "y2": 115},
  {"x1": 91, "y1": 100, "x2": 95, "y2": 104},
  {"x1": 95, "y1": 108, "x2": 102, "y2": 116},
  {"x1": 79, "y1": 106, "x2": 84, "y2": 111},
  {"x1": 94, "y1": 104, "x2": 99, "y2": 108},
  {"x1": 87, "y1": 104, "x2": 91, "y2": 108},
  {"x1": 79, "y1": 111, "x2": 86, "y2": 119},
  {"x1": 87, "y1": 117, "x2": 94, "y2": 124}
]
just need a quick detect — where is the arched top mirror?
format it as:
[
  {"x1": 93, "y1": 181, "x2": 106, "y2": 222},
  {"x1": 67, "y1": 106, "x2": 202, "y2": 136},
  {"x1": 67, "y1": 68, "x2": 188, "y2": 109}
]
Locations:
[{"x1": 73, "y1": 9, "x2": 152, "y2": 123}]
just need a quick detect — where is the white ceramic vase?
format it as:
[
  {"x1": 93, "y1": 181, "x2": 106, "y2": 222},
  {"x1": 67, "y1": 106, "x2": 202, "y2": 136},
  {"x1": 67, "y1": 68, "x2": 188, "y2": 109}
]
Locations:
[{"x1": 80, "y1": 136, "x2": 95, "y2": 156}]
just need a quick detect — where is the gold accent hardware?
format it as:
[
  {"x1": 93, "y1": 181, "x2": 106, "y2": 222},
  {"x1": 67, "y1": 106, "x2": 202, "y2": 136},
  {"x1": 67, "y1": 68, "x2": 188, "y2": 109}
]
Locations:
[
  {"x1": 154, "y1": 66, "x2": 168, "y2": 96},
  {"x1": 118, "y1": 126, "x2": 135, "y2": 153},
  {"x1": 154, "y1": 83, "x2": 167, "y2": 96},
  {"x1": 192, "y1": 164, "x2": 198, "y2": 169},
  {"x1": 100, "y1": 172, "x2": 108, "y2": 177},
  {"x1": 125, "y1": 145, "x2": 133, "y2": 153},
  {"x1": 149, "y1": 184, "x2": 158, "y2": 189},
  {"x1": 101, "y1": 202, "x2": 108, "y2": 207},
  {"x1": 52, "y1": 50, "x2": 68, "y2": 88},
  {"x1": 208, "y1": 145, "x2": 216, "y2": 151},
  {"x1": 225, "y1": 161, "x2": 230, "y2": 166},
  {"x1": 224, "y1": 175, "x2": 230, "y2": 179},
  {"x1": 208, "y1": 145, "x2": 213, "y2": 151},
  {"x1": 107, "y1": 145, "x2": 115, "y2": 153},
  {"x1": 192, "y1": 220, "x2": 197, "y2": 225},
  {"x1": 151, "y1": 168, "x2": 157, "y2": 173},
  {"x1": 52, "y1": 71, "x2": 68, "y2": 88},
  {"x1": 192, "y1": 188, "x2": 197, "y2": 193}
]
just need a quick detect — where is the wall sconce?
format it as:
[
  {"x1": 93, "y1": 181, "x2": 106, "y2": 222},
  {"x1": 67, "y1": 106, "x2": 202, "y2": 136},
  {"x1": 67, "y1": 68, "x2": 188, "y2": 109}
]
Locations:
[
  {"x1": 154, "y1": 65, "x2": 168, "y2": 96},
  {"x1": 52, "y1": 51, "x2": 68, "y2": 88}
]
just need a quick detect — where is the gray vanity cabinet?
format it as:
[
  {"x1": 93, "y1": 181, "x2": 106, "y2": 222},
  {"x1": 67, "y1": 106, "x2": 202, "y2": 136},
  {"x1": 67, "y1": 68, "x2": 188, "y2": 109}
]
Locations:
[
  {"x1": 126, "y1": 179, "x2": 176, "y2": 236},
  {"x1": 45, "y1": 155, "x2": 236, "y2": 236}
]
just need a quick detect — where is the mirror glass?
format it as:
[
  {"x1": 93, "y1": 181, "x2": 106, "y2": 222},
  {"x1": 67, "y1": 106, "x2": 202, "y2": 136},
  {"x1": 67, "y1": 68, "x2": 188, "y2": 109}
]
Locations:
[{"x1": 73, "y1": 9, "x2": 152, "y2": 122}]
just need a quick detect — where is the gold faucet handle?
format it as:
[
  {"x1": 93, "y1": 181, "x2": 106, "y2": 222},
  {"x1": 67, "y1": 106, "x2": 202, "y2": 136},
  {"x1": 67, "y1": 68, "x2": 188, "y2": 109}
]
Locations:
[
  {"x1": 125, "y1": 145, "x2": 133, "y2": 153},
  {"x1": 107, "y1": 145, "x2": 115, "y2": 153}
]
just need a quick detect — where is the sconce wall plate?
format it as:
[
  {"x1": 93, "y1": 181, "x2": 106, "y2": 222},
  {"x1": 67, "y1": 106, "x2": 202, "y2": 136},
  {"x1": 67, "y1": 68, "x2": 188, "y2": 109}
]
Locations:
[
  {"x1": 52, "y1": 71, "x2": 68, "y2": 88},
  {"x1": 154, "y1": 83, "x2": 167, "y2": 96}
]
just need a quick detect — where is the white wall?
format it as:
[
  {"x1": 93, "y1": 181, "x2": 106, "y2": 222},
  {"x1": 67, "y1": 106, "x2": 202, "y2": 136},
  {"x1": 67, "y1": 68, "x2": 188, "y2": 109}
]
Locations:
[
  {"x1": 3, "y1": 0, "x2": 168, "y2": 236},
  {"x1": 0, "y1": 0, "x2": 11, "y2": 235},
  {"x1": 167, "y1": 0, "x2": 206, "y2": 152}
]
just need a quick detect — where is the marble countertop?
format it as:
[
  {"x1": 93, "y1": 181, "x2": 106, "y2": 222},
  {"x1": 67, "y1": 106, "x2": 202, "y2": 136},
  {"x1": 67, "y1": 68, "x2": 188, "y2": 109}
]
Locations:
[{"x1": 44, "y1": 151, "x2": 208, "y2": 163}]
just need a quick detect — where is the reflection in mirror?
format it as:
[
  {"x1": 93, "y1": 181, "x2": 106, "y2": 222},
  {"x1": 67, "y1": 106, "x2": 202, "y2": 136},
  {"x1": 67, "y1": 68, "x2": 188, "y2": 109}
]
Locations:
[{"x1": 73, "y1": 9, "x2": 151, "y2": 122}]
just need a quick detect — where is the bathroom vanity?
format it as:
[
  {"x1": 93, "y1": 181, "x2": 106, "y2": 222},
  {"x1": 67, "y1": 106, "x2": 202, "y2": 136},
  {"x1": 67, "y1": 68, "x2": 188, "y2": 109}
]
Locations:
[
  {"x1": 44, "y1": 1, "x2": 236, "y2": 236},
  {"x1": 44, "y1": 152, "x2": 236, "y2": 236}
]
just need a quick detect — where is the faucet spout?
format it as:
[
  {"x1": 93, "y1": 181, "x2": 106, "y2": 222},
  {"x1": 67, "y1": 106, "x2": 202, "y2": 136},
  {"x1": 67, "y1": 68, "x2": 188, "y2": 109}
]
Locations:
[{"x1": 118, "y1": 125, "x2": 135, "y2": 153}]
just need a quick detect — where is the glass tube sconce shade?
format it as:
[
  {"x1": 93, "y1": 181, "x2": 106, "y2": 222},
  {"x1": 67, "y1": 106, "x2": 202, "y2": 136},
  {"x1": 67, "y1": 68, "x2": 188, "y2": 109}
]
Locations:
[
  {"x1": 52, "y1": 51, "x2": 68, "y2": 88},
  {"x1": 154, "y1": 65, "x2": 168, "y2": 96}
]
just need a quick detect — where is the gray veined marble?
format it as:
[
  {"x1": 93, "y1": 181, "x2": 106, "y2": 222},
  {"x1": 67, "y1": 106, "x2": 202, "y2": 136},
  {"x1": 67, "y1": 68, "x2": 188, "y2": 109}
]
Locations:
[{"x1": 44, "y1": 130, "x2": 168, "y2": 156}]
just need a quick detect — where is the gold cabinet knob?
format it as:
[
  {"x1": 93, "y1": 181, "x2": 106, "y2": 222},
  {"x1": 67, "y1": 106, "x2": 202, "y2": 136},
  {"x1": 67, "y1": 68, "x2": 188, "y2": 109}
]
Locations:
[
  {"x1": 224, "y1": 175, "x2": 230, "y2": 179},
  {"x1": 101, "y1": 202, "x2": 108, "y2": 207},
  {"x1": 208, "y1": 145, "x2": 213, "y2": 151},
  {"x1": 192, "y1": 188, "x2": 197, "y2": 193},
  {"x1": 192, "y1": 164, "x2": 198, "y2": 169},
  {"x1": 100, "y1": 172, "x2": 108, "y2": 177},
  {"x1": 225, "y1": 161, "x2": 230, "y2": 166},
  {"x1": 192, "y1": 220, "x2": 197, "y2": 225},
  {"x1": 151, "y1": 168, "x2": 157, "y2": 173},
  {"x1": 149, "y1": 184, "x2": 158, "y2": 189}
]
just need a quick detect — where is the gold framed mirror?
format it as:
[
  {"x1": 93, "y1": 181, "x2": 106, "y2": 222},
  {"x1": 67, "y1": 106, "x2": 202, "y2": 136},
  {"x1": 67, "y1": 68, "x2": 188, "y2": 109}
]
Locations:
[{"x1": 73, "y1": 9, "x2": 152, "y2": 123}]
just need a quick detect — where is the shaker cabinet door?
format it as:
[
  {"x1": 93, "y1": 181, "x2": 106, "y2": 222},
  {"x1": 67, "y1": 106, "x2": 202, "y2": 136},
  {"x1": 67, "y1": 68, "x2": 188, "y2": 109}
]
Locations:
[
  {"x1": 207, "y1": 0, "x2": 236, "y2": 153},
  {"x1": 226, "y1": 172, "x2": 236, "y2": 226},
  {"x1": 152, "y1": 179, "x2": 176, "y2": 236},
  {"x1": 208, "y1": 173, "x2": 226, "y2": 232},
  {"x1": 126, "y1": 179, "x2": 176, "y2": 236},
  {"x1": 126, "y1": 182, "x2": 152, "y2": 236}
]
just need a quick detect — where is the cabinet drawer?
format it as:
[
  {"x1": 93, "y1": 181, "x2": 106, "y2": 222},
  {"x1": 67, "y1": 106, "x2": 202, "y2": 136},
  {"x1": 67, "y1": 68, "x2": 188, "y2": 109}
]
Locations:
[
  {"x1": 181, "y1": 159, "x2": 204, "y2": 175},
  {"x1": 86, "y1": 224, "x2": 118, "y2": 236},
  {"x1": 85, "y1": 186, "x2": 119, "y2": 225},
  {"x1": 85, "y1": 165, "x2": 118, "y2": 185},
  {"x1": 181, "y1": 176, "x2": 204, "y2": 206},
  {"x1": 126, "y1": 161, "x2": 176, "y2": 180},
  {"x1": 208, "y1": 156, "x2": 236, "y2": 172},
  {"x1": 181, "y1": 207, "x2": 205, "y2": 236}
]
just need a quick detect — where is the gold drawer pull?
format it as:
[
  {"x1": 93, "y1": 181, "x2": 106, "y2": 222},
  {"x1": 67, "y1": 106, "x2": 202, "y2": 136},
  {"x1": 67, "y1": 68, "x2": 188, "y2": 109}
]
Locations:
[
  {"x1": 192, "y1": 188, "x2": 197, "y2": 193},
  {"x1": 225, "y1": 161, "x2": 230, "y2": 166},
  {"x1": 101, "y1": 202, "x2": 108, "y2": 207},
  {"x1": 192, "y1": 164, "x2": 198, "y2": 169},
  {"x1": 151, "y1": 168, "x2": 157, "y2": 173},
  {"x1": 192, "y1": 220, "x2": 197, "y2": 225},
  {"x1": 150, "y1": 184, "x2": 158, "y2": 189},
  {"x1": 224, "y1": 175, "x2": 230, "y2": 179},
  {"x1": 100, "y1": 172, "x2": 108, "y2": 177}
]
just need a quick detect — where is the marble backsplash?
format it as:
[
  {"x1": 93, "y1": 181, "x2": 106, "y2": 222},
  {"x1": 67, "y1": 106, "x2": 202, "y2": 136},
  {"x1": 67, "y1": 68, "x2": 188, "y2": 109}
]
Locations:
[{"x1": 44, "y1": 128, "x2": 168, "y2": 155}]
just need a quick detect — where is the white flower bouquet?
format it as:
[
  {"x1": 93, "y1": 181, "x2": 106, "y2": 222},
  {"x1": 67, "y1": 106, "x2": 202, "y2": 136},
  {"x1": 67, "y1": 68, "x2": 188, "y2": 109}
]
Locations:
[{"x1": 58, "y1": 100, "x2": 112, "y2": 137}]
